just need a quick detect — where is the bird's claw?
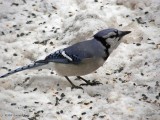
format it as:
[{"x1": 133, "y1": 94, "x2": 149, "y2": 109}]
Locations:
[
  {"x1": 71, "y1": 85, "x2": 83, "y2": 90},
  {"x1": 80, "y1": 80, "x2": 103, "y2": 86}
]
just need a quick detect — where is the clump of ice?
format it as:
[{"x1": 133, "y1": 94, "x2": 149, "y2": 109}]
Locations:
[{"x1": 117, "y1": 0, "x2": 160, "y2": 27}]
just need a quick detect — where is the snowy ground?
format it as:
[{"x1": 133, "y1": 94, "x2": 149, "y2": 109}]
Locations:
[{"x1": 0, "y1": 0, "x2": 160, "y2": 120}]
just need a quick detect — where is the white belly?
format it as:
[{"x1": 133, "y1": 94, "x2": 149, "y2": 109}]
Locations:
[{"x1": 53, "y1": 58, "x2": 105, "y2": 76}]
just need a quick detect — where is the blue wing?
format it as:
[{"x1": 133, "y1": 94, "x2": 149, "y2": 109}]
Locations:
[
  {"x1": 44, "y1": 39, "x2": 106, "y2": 64},
  {"x1": 45, "y1": 49, "x2": 82, "y2": 64}
]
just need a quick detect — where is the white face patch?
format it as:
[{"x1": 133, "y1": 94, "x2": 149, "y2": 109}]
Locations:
[
  {"x1": 106, "y1": 37, "x2": 121, "y2": 54},
  {"x1": 103, "y1": 32, "x2": 116, "y2": 39}
]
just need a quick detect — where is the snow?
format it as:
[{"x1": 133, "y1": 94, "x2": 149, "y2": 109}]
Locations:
[{"x1": 0, "y1": 0, "x2": 160, "y2": 120}]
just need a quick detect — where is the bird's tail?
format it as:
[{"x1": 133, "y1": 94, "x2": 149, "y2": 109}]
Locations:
[{"x1": 0, "y1": 60, "x2": 48, "y2": 78}]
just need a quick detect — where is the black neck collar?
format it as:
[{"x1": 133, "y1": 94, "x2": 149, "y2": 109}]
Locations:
[
  {"x1": 94, "y1": 36, "x2": 110, "y2": 60},
  {"x1": 94, "y1": 36, "x2": 110, "y2": 49}
]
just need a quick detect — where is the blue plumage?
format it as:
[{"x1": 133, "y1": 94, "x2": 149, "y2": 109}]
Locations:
[
  {"x1": 44, "y1": 39, "x2": 106, "y2": 64},
  {"x1": 44, "y1": 49, "x2": 82, "y2": 64},
  {"x1": 0, "y1": 62, "x2": 47, "y2": 78},
  {"x1": 0, "y1": 28, "x2": 131, "y2": 85}
]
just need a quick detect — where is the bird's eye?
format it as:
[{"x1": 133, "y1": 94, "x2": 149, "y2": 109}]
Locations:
[{"x1": 110, "y1": 35, "x2": 115, "y2": 38}]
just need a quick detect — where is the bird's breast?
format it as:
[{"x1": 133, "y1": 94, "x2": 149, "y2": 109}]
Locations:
[{"x1": 53, "y1": 58, "x2": 105, "y2": 76}]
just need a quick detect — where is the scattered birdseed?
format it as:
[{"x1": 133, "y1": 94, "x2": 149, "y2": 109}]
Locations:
[
  {"x1": 33, "y1": 88, "x2": 37, "y2": 91},
  {"x1": 13, "y1": 53, "x2": 18, "y2": 56},
  {"x1": 26, "y1": 21, "x2": 33, "y2": 24},
  {"x1": 20, "y1": 33, "x2": 25, "y2": 36},
  {"x1": 11, "y1": 103, "x2": 17, "y2": 106},
  {"x1": 145, "y1": 11, "x2": 149, "y2": 14},
  {"x1": 34, "y1": 102, "x2": 39, "y2": 104},
  {"x1": 61, "y1": 93, "x2": 65, "y2": 98},
  {"x1": 136, "y1": 43, "x2": 141, "y2": 46},
  {"x1": 60, "y1": 110, "x2": 63, "y2": 114},
  {"x1": 24, "y1": 106, "x2": 28, "y2": 109},
  {"x1": 11, "y1": 3, "x2": 19, "y2": 6},
  {"x1": 81, "y1": 112, "x2": 86, "y2": 115},
  {"x1": 55, "y1": 97, "x2": 60, "y2": 106}
]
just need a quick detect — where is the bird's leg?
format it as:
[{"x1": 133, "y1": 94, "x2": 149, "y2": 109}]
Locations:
[
  {"x1": 77, "y1": 76, "x2": 102, "y2": 86},
  {"x1": 65, "y1": 76, "x2": 83, "y2": 89}
]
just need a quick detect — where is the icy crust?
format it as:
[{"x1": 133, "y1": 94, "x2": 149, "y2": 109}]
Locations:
[{"x1": 0, "y1": 0, "x2": 160, "y2": 120}]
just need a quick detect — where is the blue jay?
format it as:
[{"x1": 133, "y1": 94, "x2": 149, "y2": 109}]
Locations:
[{"x1": 0, "y1": 28, "x2": 131, "y2": 89}]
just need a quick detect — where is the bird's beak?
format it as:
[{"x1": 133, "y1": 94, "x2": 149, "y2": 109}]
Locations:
[{"x1": 119, "y1": 31, "x2": 131, "y2": 37}]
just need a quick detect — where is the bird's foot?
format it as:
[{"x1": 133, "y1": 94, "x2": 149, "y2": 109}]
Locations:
[
  {"x1": 65, "y1": 76, "x2": 83, "y2": 90},
  {"x1": 76, "y1": 76, "x2": 102, "y2": 86},
  {"x1": 80, "y1": 80, "x2": 102, "y2": 86},
  {"x1": 71, "y1": 85, "x2": 83, "y2": 90}
]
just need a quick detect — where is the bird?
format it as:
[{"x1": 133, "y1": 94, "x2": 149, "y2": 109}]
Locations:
[{"x1": 0, "y1": 28, "x2": 131, "y2": 89}]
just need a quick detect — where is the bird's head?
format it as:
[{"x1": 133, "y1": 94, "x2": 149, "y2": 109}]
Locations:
[{"x1": 94, "y1": 28, "x2": 131, "y2": 53}]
